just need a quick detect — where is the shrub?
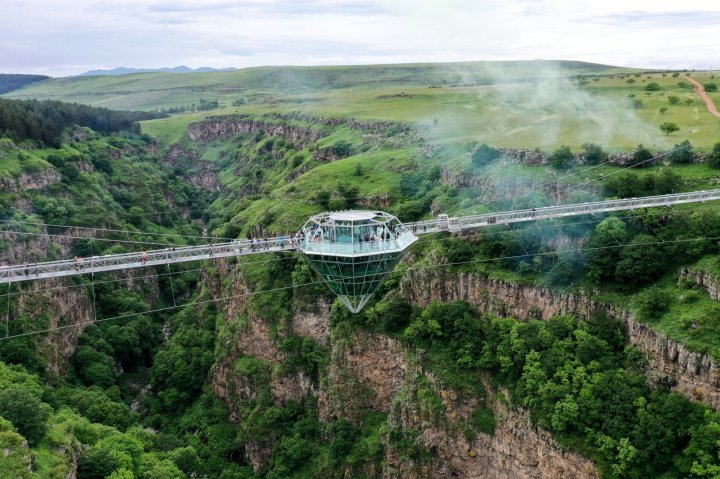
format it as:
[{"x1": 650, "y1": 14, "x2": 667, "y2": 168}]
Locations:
[
  {"x1": 581, "y1": 143, "x2": 607, "y2": 165},
  {"x1": 632, "y1": 144, "x2": 653, "y2": 167},
  {"x1": 549, "y1": 145, "x2": 574, "y2": 169},
  {"x1": 471, "y1": 143, "x2": 500, "y2": 167},
  {"x1": 706, "y1": 142, "x2": 720, "y2": 169},
  {"x1": 471, "y1": 407, "x2": 496, "y2": 435},
  {"x1": 668, "y1": 140, "x2": 694, "y2": 164},
  {"x1": 330, "y1": 140, "x2": 352, "y2": 158},
  {"x1": 634, "y1": 287, "x2": 672, "y2": 322},
  {"x1": 0, "y1": 386, "x2": 49, "y2": 446}
]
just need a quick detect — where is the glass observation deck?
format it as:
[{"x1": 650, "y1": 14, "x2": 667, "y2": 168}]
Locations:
[{"x1": 297, "y1": 210, "x2": 418, "y2": 313}]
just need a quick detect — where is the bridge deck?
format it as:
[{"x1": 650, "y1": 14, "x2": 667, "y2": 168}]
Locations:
[
  {"x1": 0, "y1": 238, "x2": 295, "y2": 285},
  {"x1": 2, "y1": 189, "x2": 719, "y2": 285},
  {"x1": 406, "y1": 189, "x2": 720, "y2": 234}
]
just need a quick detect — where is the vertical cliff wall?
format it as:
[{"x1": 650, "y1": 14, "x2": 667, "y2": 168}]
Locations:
[
  {"x1": 207, "y1": 262, "x2": 599, "y2": 478},
  {"x1": 399, "y1": 269, "x2": 720, "y2": 410}
]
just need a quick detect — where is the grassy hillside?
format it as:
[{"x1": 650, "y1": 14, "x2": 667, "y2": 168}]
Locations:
[
  {"x1": 3, "y1": 60, "x2": 634, "y2": 110},
  {"x1": 137, "y1": 73, "x2": 720, "y2": 150},
  {"x1": 9, "y1": 60, "x2": 719, "y2": 149}
]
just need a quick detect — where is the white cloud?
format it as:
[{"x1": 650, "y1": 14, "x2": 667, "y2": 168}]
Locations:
[{"x1": 1, "y1": 0, "x2": 719, "y2": 76}]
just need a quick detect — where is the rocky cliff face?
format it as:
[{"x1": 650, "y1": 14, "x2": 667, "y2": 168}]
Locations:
[
  {"x1": 163, "y1": 145, "x2": 220, "y2": 192},
  {"x1": 439, "y1": 163, "x2": 600, "y2": 206},
  {"x1": 10, "y1": 277, "x2": 94, "y2": 376},
  {"x1": 187, "y1": 116, "x2": 328, "y2": 149},
  {"x1": 1, "y1": 225, "x2": 160, "y2": 375},
  {"x1": 679, "y1": 267, "x2": 720, "y2": 300},
  {"x1": 494, "y1": 147, "x2": 674, "y2": 167},
  {"x1": 0, "y1": 168, "x2": 61, "y2": 194},
  {"x1": 207, "y1": 263, "x2": 599, "y2": 478},
  {"x1": 384, "y1": 377, "x2": 597, "y2": 479},
  {"x1": 399, "y1": 269, "x2": 720, "y2": 410}
]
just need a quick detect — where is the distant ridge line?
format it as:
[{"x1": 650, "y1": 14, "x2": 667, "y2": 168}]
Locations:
[{"x1": 78, "y1": 66, "x2": 239, "y2": 77}]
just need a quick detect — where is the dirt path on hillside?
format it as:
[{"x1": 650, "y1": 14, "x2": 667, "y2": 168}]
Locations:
[{"x1": 687, "y1": 77, "x2": 720, "y2": 119}]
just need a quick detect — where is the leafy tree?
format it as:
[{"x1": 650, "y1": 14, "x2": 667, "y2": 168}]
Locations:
[
  {"x1": 630, "y1": 144, "x2": 653, "y2": 168},
  {"x1": 79, "y1": 448, "x2": 123, "y2": 479},
  {"x1": 668, "y1": 140, "x2": 694, "y2": 164},
  {"x1": 668, "y1": 95, "x2": 680, "y2": 104},
  {"x1": 645, "y1": 82, "x2": 661, "y2": 91},
  {"x1": 55, "y1": 388, "x2": 138, "y2": 431},
  {"x1": 0, "y1": 97, "x2": 164, "y2": 147},
  {"x1": 581, "y1": 143, "x2": 607, "y2": 165},
  {"x1": 681, "y1": 411, "x2": 720, "y2": 476},
  {"x1": 367, "y1": 299, "x2": 413, "y2": 333},
  {"x1": 634, "y1": 287, "x2": 672, "y2": 322},
  {"x1": 654, "y1": 169, "x2": 682, "y2": 194},
  {"x1": 706, "y1": 142, "x2": 720, "y2": 169},
  {"x1": 586, "y1": 217, "x2": 631, "y2": 284},
  {"x1": 549, "y1": 145, "x2": 574, "y2": 169},
  {"x1": 704, "y1": 82, "x2": 718, "y2": 92},
  {"x1": 0, "y1": 386, "x2": 50, "y2": 446},
  {"x1": 604, "y1": 173, "x2": 643, "y2": 197},
  {"x1": 143, "y1": 459, "x2": 186, "y2": 479},
  {"x1": 0, "y1": 417, "x2": 32, "y2": 478},
  {"x1": 659, "y1": 107, "x2": 668, "y2": 114},
  {"x1": 632, "y1": 99, "x2": 644, "y2": 109},
  {"x1": 471, "y1": 143, "x2": 500, "y2": 167},
  {"x1": 615, "y1": 234, "x2": 667, "y2": 290},
  {"x1": 330, "y1": 140, "x2": 353, "y2": 157},
  {"x1": 169, "y1": 447, "x2": 201, "y2": 475},
  {"x1": 543, "y1": 253, "x2": 584, "y2": 287},
  {"x1": 659, "y1": 122, "x2": 680, "y2": 136},
  {"x1": 326, "y1": 419, "x2": 360, "y2": 466},
  {"x1": 394, "y1": 199, "x2": 428, "y2": 221},
  {"x1": 150, "y1": 320, "x2": 214, "y2": 412}
]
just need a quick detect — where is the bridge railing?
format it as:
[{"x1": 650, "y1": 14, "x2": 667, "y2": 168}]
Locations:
[
  {"x1": 406, "y1": 189, "x2": 720, "y2": 234},
  {"x1": 3, "y1": 189, "x2": 720, "y2": 284},
  {"x1": 0, "y1": 236, "x2": 298, "y2": 284}
]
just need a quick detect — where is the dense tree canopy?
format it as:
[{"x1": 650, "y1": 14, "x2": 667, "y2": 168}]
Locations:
[{"x1": 0, "y1": 98, "x2": 164, "y2": 147}]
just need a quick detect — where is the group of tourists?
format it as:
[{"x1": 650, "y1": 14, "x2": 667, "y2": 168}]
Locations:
[{"x1": 301, "y1": 224, "x2": 401, "y2": 245}]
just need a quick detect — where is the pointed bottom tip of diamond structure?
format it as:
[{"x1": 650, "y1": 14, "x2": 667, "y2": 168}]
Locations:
[{"x1": 339, "y1": 295, "x2": 373, "y2": 314}]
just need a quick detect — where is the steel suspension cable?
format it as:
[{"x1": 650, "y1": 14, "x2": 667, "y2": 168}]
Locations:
[{"x1": 4, "y1": 230, "x2": 720, "y2": 340}]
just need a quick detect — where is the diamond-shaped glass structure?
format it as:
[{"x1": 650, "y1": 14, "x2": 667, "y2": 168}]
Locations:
[{"x1": 297, "y1": 210, "x2": 418, "y2": 313}]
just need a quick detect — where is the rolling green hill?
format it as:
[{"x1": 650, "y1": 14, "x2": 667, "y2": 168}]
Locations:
[
  {"x1": 10, "y1": 60, "x2": 720, "y2": 150},
  {"x1": 4, "y1": 60, "x2": 635, "y2": 111}
]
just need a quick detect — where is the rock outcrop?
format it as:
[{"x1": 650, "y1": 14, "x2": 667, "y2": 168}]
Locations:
[
  {"x1": 163, "y1": 145, "x2": 220, "y2": 192},
  {"x1": 399, "y1": 269, "x2": 720, "y2": 410},
  {"x1": 0, "y1": 168, "x2": 63, "y2": 192},
  {"x1": 678, "y1": 267, "x2": 720, "y2": 300},
  {"x1": 385, "y1": 377, "x2": 598, "y2": 479},
  {"x1": 438, "y1": 164, "x2": 600, "y2": 205},
  {"x1": 187, "y1": 116, "x2": 327, "y2": 150}
]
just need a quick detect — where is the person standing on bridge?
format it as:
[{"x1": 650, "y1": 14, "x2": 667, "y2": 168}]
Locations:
[{"x1": 140, "y1": 250, "x2": 149, "y2": 265}]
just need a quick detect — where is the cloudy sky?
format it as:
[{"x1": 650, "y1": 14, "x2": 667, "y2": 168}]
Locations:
[{"x1": 2, "y1": 0, "x2": 719, "y2": 76}]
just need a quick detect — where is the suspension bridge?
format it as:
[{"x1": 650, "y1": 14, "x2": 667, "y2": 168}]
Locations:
[{"x1": 3, "y1": 189, "x2": 720, "y2": 312}]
